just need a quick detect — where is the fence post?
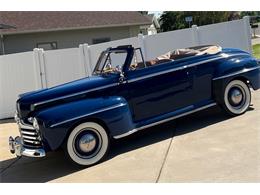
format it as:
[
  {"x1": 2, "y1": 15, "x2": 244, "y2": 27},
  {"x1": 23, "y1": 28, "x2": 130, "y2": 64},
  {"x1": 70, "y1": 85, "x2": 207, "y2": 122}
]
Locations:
[
  {"x1": 38, "y1": 48, "x2": 47, "y2": 88},
  {"x1": 79, "y1": 43, "x2": 92, "y2": 77},
  {"x1": 83, "y1": 43, "x2": 93, "y2": 76},
  {"x1": 243, "y1": 16, "x2": 252, "y2": 54},
  {"x1": 192, "y1": 25, "x2": 200, "y2": 46},
  {"x1": 33, "y1": 48, "x2": 46, "y2": 89},
  {"x1": 138, "y1": 34, "x2": 147, "y2": 61},
  {"x1": 79, "y1": 44, "x2": 88, "y2": 77}
]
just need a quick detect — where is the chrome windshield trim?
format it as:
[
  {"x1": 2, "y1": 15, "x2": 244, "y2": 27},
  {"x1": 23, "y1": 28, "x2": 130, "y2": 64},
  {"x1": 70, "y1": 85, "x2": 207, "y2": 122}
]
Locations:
[
  {"x1": 113, "y1": 102, "x2": 217, "y2": 139},
  {"x1": 212, "y1": 66, "x2": 260, "y2": 80},
  {"x1": 50, "y1": 103, "x2": 126, "y2": 128},
  {"x1": 33, "y1": 83, "x2": 118, "y2": 108}
]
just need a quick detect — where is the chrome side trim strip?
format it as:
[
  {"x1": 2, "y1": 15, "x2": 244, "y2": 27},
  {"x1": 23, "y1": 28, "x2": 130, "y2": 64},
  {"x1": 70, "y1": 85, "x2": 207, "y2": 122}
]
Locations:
[
  {"x1": 33, "y1": 83, "x2": 118, "y2": 108},
  {"x1": 113, "y1": 102, "x2": 217, "y2": 139},
  {"x1": 128, "y1": 65, "x2": 187, "y2": 83},
  {"x1": 50, "y1": 103, "x2": 126, "y2": 128},
  {"x1": 212, "y1": 66, "x2": 260, "y2": 80},
  {"x1": 113, "y1": 129, "x2": 139, "y2": 139},
  {"x1": 128, "y1": 56, "x2": 225, "y2": 83},
  {"x1": 127, "y1": 54, "x2": 247, "y2": 83}
]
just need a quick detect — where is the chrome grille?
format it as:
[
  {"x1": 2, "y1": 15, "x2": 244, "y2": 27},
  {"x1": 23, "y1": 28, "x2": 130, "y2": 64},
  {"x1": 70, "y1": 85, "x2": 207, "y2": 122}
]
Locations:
[
  {"x1": 19, "y1": 122, "x2": 42, "y2": 148},
  {"x1": 21, "y1": 128, "x2": 42, "y2": 147}
]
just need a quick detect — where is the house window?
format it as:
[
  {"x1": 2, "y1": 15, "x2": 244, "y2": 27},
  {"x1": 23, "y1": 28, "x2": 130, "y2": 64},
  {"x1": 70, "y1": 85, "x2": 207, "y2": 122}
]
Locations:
[
  {"x1": 92, "y1": 37, "x2": 111, "y2": 44},
  {"x1": 36, "y1": 42, "x2": 57, "y2": 50}
]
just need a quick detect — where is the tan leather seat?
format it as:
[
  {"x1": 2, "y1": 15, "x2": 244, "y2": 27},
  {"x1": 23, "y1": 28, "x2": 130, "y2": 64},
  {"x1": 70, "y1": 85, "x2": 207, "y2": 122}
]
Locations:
[
  {"x1": 195, "y1": 45, "x2": 221, "y2": 55},
  {"x1": 130, "y1": 45, "x2": 222, "y2": 70}
]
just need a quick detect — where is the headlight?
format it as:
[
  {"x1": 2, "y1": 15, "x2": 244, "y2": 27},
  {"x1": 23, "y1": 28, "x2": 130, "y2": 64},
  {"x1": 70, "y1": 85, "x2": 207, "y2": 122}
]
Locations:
[{"x1": 33, "y1": 118, "x2": 40, "y2": 131}]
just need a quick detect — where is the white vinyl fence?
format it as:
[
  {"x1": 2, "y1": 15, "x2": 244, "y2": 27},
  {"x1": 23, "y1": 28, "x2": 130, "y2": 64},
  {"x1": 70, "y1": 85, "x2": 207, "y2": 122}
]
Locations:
[{"x1": 0, "y1": 17, "x2": 252, "y2": 119}]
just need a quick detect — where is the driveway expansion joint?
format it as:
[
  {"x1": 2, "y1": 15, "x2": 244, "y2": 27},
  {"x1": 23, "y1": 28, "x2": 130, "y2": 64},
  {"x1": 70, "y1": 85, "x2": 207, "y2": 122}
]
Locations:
[{"x1": 155, "y1": 125, "x2": 176, "y2": 183}]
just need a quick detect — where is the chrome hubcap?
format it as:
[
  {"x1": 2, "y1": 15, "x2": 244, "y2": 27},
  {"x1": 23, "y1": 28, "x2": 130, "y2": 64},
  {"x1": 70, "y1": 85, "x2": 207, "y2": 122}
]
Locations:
[
  {"x1": 73, "y1": 128, "x2": 102, "y2": 159},
  {"x1": 78, "y1": 134, "x2": 97, "y2": 153},
  {"x1": 230, "y1": 88, "x2": 243, "y2": 105}
]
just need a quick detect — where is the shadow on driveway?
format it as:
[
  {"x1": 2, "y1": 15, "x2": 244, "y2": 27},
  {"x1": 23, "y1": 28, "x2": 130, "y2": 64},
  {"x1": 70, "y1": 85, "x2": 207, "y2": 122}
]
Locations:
[
  {"x1": 0, "y1": 118, "x2": 15, "y2": 124},
  {"x1": 1, "y1": 105, "x2": 254, "y2": 183}
]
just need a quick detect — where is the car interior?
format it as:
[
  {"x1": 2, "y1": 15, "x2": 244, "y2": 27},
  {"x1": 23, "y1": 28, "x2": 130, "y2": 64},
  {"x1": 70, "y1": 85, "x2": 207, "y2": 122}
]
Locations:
[{"x1": 130, "y1": 45, "x2": 222, "y2": 70}]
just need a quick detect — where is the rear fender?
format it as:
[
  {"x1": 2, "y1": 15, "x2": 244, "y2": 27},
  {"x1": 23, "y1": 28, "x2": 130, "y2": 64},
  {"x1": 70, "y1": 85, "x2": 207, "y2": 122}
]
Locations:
[{"x1": 212, "y1": 59, "x2": 260, "y2": 103}]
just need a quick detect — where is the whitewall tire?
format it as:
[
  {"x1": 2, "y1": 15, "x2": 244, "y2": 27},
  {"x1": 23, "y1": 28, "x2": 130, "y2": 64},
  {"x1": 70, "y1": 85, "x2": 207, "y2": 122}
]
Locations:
[
  {"x1": 66, "y1": 122, "x2": 110, "y2": 166},
  {"x1": 222, "y1": 80, "x2": 251, "y2": 116}
]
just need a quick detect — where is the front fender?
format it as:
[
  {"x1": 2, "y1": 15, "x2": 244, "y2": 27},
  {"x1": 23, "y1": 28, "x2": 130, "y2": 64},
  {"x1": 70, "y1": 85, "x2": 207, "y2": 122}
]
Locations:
[{"x1": 36, "y1": 96, "x2": 134, "y2": 150}]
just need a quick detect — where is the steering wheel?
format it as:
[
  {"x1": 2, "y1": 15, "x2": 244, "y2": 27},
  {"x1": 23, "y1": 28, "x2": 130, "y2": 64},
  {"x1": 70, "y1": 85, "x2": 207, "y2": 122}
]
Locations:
[{"x1": 130, "y1": 64, "x2": 137, "y2": 70}]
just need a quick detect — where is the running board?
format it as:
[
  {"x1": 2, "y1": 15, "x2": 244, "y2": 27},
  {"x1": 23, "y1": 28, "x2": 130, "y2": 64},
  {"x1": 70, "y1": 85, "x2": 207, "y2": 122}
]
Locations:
[{"x1": 113, "y1": 102, "x2": 217, "y2": 139}]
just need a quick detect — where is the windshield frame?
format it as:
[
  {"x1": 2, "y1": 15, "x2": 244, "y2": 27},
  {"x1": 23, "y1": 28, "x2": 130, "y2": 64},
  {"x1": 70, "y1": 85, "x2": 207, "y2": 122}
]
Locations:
[{"x1": 93, "y1": 48, "x2": 130, "y2": 75}]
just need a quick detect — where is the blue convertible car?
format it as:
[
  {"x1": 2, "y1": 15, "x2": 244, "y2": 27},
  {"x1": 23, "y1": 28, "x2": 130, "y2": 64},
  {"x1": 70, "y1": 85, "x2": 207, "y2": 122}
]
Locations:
[{"x1": 9, "y1": 45, "x2": 260, "y2": 166}]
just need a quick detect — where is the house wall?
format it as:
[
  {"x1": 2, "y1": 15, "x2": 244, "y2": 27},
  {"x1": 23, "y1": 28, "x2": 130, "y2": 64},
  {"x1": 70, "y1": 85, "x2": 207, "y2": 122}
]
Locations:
[
  {"x1": 0, "y1": 36, "x2": 3, "y2": 54},
  {"x1": 1, "y1": 25, "x2": 140, "y2": 55}
]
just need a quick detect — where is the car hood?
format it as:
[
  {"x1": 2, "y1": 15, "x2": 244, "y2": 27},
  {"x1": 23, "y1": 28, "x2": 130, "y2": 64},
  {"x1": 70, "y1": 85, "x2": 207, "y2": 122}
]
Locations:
[{"x1": 17, "y1": 75, "x2": 118, "y2": 118}]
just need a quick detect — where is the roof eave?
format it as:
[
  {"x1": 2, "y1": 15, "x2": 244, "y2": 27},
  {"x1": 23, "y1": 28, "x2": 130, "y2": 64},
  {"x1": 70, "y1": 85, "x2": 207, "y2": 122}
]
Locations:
[{"x1": 0, "y1": 21, "x2": 152, "y2": 35}]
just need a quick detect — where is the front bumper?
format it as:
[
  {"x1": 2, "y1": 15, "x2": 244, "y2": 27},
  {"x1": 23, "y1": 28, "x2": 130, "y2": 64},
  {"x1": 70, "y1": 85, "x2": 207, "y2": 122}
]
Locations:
[{"x1": 9, "y1": 136, "x2": 46, "y2": 157}]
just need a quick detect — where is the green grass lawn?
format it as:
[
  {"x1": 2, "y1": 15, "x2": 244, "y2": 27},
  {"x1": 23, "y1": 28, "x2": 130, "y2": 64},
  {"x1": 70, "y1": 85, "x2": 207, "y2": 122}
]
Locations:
[{"x1": 253, "y1": 44, "x2": 260, "y2": 59}]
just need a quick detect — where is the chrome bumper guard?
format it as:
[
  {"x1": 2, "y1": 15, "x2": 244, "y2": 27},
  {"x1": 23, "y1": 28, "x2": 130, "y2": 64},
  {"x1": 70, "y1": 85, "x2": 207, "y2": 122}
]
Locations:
[{"x1": 9, "y1": 136, "x2": 46, "y2": 157}]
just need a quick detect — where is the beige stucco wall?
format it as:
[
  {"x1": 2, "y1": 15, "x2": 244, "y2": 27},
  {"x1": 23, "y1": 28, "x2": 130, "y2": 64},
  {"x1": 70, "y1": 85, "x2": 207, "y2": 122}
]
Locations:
[{"x1": 1, "y1": 25, "x2": 141, "y2": 55}]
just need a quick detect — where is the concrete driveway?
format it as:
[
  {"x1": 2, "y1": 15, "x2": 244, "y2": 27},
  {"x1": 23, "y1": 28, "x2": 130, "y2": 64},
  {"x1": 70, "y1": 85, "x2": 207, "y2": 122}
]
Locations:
[
  {"x1": 1, "y1": 91, "x2": 259, "y2": 183},
  {"x1": 252, "y1": 37, "x2": 260, "y2": 45}
]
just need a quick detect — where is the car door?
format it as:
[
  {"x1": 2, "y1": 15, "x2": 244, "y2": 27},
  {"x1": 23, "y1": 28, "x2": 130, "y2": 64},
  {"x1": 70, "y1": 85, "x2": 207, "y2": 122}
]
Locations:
[
  {"x1": 190, "y1": 57, "x2": 216, "y2": 104},
  {"x1": 125, "y1": 63, "x2": 194, "y2": 122}
]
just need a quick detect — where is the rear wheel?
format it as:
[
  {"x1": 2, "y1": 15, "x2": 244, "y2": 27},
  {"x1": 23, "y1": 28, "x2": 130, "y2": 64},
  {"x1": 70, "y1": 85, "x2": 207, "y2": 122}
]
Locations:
[
  {"x1": 65, "y1": 122, "x2": 110, "y2": 167},
  {"x1": 221, "y1": 79, "x2": 251, "y2": 116}
]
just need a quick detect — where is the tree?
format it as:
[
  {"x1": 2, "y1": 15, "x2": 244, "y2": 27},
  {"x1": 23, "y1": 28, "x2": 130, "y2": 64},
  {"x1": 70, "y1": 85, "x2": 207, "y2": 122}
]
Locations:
[
  {"x1": 159, "y1": 11, "x2": 239, "y2": 32},
  {"x1": 240, "y1": 11, "x2": 260, "y2": 18},
  {"x1": 240, "y1": 11, "x2": 260, "y2": 22}
]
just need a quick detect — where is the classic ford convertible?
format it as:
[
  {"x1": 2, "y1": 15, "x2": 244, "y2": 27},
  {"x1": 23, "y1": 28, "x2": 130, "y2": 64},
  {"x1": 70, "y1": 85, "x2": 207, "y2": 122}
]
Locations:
[{"x1": 9, "y1": 45, "x2": 260, "y2": 166}]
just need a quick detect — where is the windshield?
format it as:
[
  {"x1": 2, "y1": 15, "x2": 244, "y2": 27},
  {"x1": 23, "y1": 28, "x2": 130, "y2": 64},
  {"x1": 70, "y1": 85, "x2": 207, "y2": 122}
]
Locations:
[{"x1": 93, "y1": 49, "x2": 128, "y2": 74}]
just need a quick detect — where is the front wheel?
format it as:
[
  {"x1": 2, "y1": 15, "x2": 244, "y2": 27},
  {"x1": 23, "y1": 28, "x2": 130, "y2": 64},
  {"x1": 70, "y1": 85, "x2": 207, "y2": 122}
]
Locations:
[
  {"x1": 65, "y1": 122, "x2": 110, "y2": 167},
  {"x1": 221, "y1": 79, "x2": 251, "y2": 116}
]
